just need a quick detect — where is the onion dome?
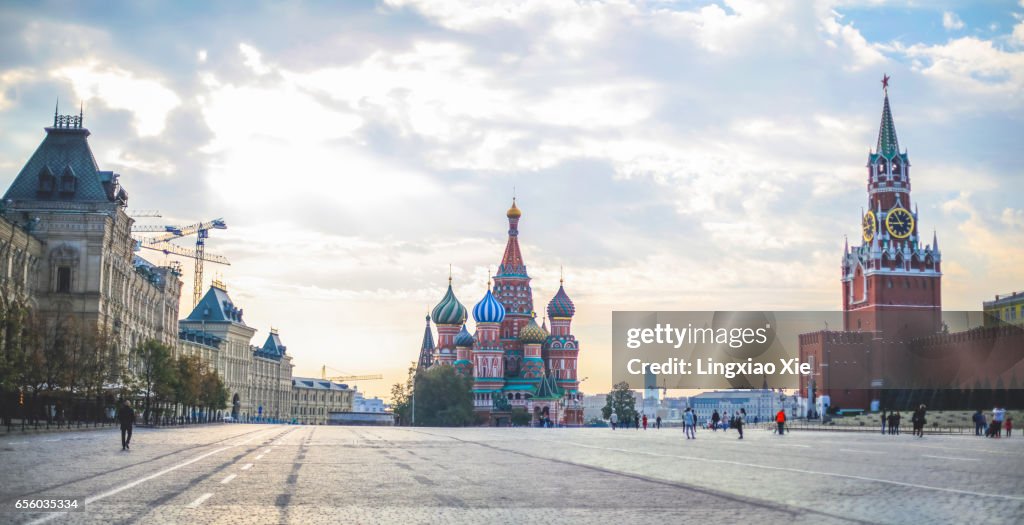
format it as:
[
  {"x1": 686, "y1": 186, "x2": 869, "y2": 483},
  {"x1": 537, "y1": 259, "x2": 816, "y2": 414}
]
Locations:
[
  {"x1": 507, "y1": 198, "x2": 521, "y2": 218},
  {"x1": 518, "y1": 315, "x2": 548, "y2": 345},
  {"x1": 547, "y1": 283, "x2": 575, "y2": 318},
  {"x1": 431, "y1": 281, "x2": 467, "y2": 325},
  {"x1": 473, "y1": 288, "x2": 506, "y2": 324},
  {"x1": 454, "y1": 324, "x2": 475, "y2": 347}
]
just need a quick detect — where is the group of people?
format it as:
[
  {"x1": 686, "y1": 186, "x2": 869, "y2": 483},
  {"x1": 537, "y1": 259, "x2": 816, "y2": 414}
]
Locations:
[
  {"x1": 608, "y1": 412, "x2": 662, "y2": 430},
  {"x1": 879, "y1": 405, "x2": 928, "y2": 437},
  {"x1": 972, "y1": 406, "x2": 1013, "y2": 438}
]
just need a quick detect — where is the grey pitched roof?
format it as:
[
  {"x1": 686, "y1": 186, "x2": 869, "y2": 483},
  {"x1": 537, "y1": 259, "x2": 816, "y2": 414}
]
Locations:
[
  {"x1": 3, "y1": 125, "x2": 124, "y2": 204},
  {"x1": 255, "y1": 331, "x2": 286, "y2": 360},
  {"x1": 291, "y1": 377, "x2": 350, "y2": 391},
  {"x1": 184, "y1": 285, "x2": 246, "y2": 325}
]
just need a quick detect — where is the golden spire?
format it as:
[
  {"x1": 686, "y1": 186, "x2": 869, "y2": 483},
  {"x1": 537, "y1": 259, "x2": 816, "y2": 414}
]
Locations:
[{"x1": 506, "y1": 196, "x2": 521, "y2": 218}]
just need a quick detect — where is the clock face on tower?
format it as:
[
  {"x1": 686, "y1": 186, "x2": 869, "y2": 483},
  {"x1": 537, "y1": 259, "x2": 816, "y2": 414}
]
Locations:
[
  {"x1": 862, "y1": 211, "x2": 876, "y2": 242},
  {"x1": 885, "y1": 207, "x2": 914, "y2": 239}
]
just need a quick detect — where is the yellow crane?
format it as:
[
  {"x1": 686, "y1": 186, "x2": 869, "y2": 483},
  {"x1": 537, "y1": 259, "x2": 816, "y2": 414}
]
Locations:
[{"x1": 320, "y1": 365, "x2": 383, "y2": 382}]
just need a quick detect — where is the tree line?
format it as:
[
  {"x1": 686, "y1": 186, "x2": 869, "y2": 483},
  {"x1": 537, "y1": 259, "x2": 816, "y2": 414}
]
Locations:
[{"x1": 0, "y1": 299, "x2": 228, "y2": 427}]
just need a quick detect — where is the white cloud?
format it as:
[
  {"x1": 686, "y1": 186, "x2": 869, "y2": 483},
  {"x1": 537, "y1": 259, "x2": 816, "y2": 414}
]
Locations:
[
  {"x1": 50, "y1": 61, "x2": 181, "y2": 136},
  {"x1": 897, "y1": 37, "x2": 1024, "y2": 96},
  {"x1": 239, "y1": 43, "x2": 271, "y2": 75},
  {"x1": 198, "y1": 49, "x2": 208, "y2": 63},
  {"x1": 942, "y1": 11, "x2": 964, "y2": 31}
]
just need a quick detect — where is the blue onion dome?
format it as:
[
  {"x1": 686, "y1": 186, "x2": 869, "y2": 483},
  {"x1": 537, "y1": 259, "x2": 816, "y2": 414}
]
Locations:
[
  {"x1": 454, "y1": 324, "x2": 475, "y2": 347},
  {"x1": 547, "y1": 282, "x2": 576, "y2": 318},
  {"x1": 518, "y1": 315, "x2": 548, "y2": 344},
  {"x1": 473, "y1": 288, "x2": 506, "y2": 324},
  {"x1": 431, "y1": 280, "x2": 467, "y2": 325}
]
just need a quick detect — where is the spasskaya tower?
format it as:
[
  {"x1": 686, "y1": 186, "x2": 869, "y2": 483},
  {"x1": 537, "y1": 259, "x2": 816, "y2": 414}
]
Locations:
[{"x1": 842, "y1": 75, "x2": 942, "y2": 340}]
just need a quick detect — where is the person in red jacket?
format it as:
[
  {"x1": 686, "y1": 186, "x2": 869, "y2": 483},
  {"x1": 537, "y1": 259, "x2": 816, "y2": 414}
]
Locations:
[
  {"x1": 642, "y1": 414, "x2": 648, "y2": 430},
  {"x1": 775, "y1": 409, "x2": 786, "y2": 435}
]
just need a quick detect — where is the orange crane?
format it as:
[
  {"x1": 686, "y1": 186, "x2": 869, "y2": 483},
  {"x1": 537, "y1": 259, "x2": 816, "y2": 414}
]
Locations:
[{"x1": 320, "y1": 365, "x2": 383, "y2": 383}]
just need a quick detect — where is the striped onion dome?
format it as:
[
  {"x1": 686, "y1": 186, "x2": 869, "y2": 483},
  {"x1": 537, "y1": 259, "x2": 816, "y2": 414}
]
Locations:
[
  {"x1": 547, "y1": 284, "x2": 575, "y2": 319},
  {"x1": 473, "y1": 288, "x2": 506, "y2": 324},
  {"x1": 431, "y1": 282, "x2": 467, "y2": 325},
  {"x1": 518, "y1": 316, "x2": 548, "y2": 344},
  {"x1": 454, "y1": 324, "x2": 475, "y2": 347}
]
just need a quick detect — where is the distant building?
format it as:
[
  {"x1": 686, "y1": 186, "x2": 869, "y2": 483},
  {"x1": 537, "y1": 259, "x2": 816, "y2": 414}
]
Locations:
[
  {"x1": 690, "y1": 390, "x2": 778, "y2": 426},
  {"x1": 984, "y1": 291, "x2": 1024, "y2": 327},
  {"x1": 291, "y1": 377, "x2": 353, "y2": 425},
  {"x1": 352, "y1": 389, "x2": 388, "y2": 413}
]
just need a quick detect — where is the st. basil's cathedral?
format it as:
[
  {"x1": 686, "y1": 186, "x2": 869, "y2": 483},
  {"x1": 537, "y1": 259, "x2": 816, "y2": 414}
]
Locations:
[{"x1": 416, "y1": 200, "x2": 584, "y2": 426}]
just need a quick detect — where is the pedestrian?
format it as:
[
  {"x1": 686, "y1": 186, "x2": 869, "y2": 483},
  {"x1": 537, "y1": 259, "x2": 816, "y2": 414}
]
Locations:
[
  {"x1": 1005, "y1": 416, "x2": 1013, "y2": 437},
  {"x1": 634, "y1": 414, "x2": 640, "y2": 430},
  {"x1": 775, "y1": 408, "x2": 786, "y2": 436},
  {"x1": 886, "y1": 412, "x2": 894, "y2": 435},
  {"x1": 892, "y1": 411, "x2": 901, "y2": 435},
  {"x1": 992, "y1": 406, "x2": 1006, "y2": 438},
  {"x1": 642, "y1": 414, "x2": 648, "y2": 430},
  {"x1": 683, "y1": 408, "x2": 696, "y2": 440},
  {"x1": 912, "y1": 404, "x2": 927, "y2": 438},
  {"x1": 881, "y1": 411, "x2": 887, "y2": 435},
  {"x1": 736, "y1": 408, "x2": 746, "y2": 440},
  {"x1": 610, "y1": 411, "x2": 618, "y2": 430},
  {"x1": 656, "y1": 415, "x2": 662, "y2": 429},
  {"x1": 973, "y1": 409, "x2": 985, "y2": 436},
  {"x1": 711, "y1": 410, "x2": 720, "y2": 431},
  {"x1": 117, "y1": 400, "x2": 135, "y2": 451}
]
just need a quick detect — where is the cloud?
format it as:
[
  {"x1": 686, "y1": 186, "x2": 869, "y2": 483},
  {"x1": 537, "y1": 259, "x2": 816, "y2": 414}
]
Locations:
[
  {"x1": 50, "y1": 61, "x2": 181, "y2": 136},
  {"x1": 942, "y1": 11, "x2": 964, "y2": 31},
  {"x1": 896, "y1": 37, "x2": 1024, "y2": 97}
]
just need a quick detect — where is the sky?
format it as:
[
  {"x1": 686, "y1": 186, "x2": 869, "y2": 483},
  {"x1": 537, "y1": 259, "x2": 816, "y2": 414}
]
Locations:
[{"x1": 1, "y1": 0, "x2": 1022, "y2": 399}]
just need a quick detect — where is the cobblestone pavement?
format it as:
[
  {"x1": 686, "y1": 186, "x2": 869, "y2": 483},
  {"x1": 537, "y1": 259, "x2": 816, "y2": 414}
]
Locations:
[{"x1": 0, "y1": 424, "x2": 1021, "y2": 524}]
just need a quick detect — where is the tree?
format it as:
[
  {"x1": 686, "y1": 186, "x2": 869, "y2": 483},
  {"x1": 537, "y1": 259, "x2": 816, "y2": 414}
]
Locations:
[
  {"x1": 602, "y1": 381, "x2": 638, "y2": 423},
  {"x1": 390, "y1": 363, "x2": 416, "y2": 425},
  {"x1": 132, "y1": 339, "x2": 176, "y2": 425},
  {"x1": 411, "y1": 365, "x2": 474, "y2": 426}
]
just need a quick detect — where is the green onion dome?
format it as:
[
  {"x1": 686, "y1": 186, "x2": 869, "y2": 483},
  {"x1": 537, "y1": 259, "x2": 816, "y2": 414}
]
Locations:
[{"x1": 431, "y1": 281, "x2": 467, "y2": 325}]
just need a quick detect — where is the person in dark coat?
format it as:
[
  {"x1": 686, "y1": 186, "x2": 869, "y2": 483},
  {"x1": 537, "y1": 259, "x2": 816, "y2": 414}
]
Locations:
[
  {"x1": 117, "y1": 400, "x2": 135, "y2": 451},
  {"x1": 711, "y1": 410, "x2": 720, "y2": 431},
  {"x1": 634, "y1": 414, "x2": 640, "y2": 430},
  {"x1": 892, "y1": 411, "x2": 901, "y2": 435},
  {"x1": 911, "y1": 404, "x2": 927, "y2": 438},
  {"x1": 973, "y1": 410, "x2": 986, "y2": 436},
  {"x1": 881, "y1": 411, "x2": 887, "y2": 435}
]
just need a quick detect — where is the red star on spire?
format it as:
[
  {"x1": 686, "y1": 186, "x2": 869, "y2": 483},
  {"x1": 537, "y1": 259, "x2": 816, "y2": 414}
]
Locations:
[{"x1": 881, "y1": 74, "x2": 890, "y2": 92}]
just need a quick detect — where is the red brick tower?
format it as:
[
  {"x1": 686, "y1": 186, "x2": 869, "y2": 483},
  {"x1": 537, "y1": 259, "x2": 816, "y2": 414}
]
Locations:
[
  {"x1": 493, "y1": 198, "x2": 534, "y2": 376},
  {"x1": 842, "y1": 77, "x2": 942, "y2": 341}
]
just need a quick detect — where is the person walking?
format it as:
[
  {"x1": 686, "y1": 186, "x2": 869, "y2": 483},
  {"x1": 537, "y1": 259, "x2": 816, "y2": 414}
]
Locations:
[
  {"x1": 117, "y1": 400, "x2": 135, "y2": 451},
  {"x1": 1005, "y1": 415, "x2": 1013, "y2": 437},
  {"x1": 655, "y1": 415, "x2": 662, "y2": 429},
  {"x1": 892, "y1": 411, "x2": 901, "y2": 435},
  {"x1": 973, "y1": 409, "x2": 986, "y2": 436},
  {"x1": 711, "y1": 410, "x2": 720, "y2": 431},
  {"x1": 610, "y1": 411, "x2": 618, "y2": 430},
  {"x1": 642, "y1": 414, "x2": 648, "y2": 430},
  {"x1": 911, "y1": 404, "x2": 927, "y2": 438},
  {"x1": 634, "y1": 414, "x2": 640, "y2": 430},
  {"x1": 683, "y1": 408, "x2": 696, "y2": 440},
  {"x1": 735, "y1": 408, "x2": 746, "y2": 440},
  {"x1": 881, "y1": 411, "x2": 887, "y2": 435},
  {"x1": 775, "y1": 408, "x2": 786, "y2": 436}
]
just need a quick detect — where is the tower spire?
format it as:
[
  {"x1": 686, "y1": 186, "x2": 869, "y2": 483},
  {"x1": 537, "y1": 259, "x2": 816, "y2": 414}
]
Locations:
[
  {"x1": 876, "y1": 74, "x2": 899, "y2": 157},
  {"x1": 498, "y1": 198, "x2": 526, "y2": 277}
]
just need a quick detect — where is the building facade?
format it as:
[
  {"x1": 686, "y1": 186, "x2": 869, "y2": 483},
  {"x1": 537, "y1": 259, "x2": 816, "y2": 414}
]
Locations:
[
  {"x1": 984, "y1": 291, "x2": 1024, "y2": 327},
  {"x1": 291, "y1": 377, "x2": 354, "y2": 425},
  {"x1": 1, "y1": 111, "x2": 182, "y2": 371},
  {"x1": 178, "y1": 283, "x2": 293, "y2": 421},
  {"x1": 420, "y1": 200, "x2": 584, "y2": 426},
  {"x1": 690, "y1": 390, "x2": 782, "y2": 426}
]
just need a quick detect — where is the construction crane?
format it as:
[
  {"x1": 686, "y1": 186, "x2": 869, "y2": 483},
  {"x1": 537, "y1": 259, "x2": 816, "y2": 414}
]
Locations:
[
  {"x1": 320, "y1": 365, "x2": 383, "y2": 383},
  {"x1": 133, "y1": 218, "x2": 229, "y2": 308}
]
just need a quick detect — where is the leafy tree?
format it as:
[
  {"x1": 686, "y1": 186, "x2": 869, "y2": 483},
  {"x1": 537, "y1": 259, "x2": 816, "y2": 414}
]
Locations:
[
  {"x1": 390, "y1": 363, "x2": 416, "y2": 425},
  {"x1": 132, "y1": 339, "x2": 176, "y2": 424},
  {"x1": 601, "y1": 381, "x2": 638, "y2": 423},
  {"x1": 410, "y1": 365, "x2": 474, "y2": 427}
]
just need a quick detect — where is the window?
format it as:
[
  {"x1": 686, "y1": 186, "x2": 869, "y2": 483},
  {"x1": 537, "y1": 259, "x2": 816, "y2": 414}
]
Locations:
[{"x1": 57, "y1": 266, "x2": 71, "y2": 293}]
